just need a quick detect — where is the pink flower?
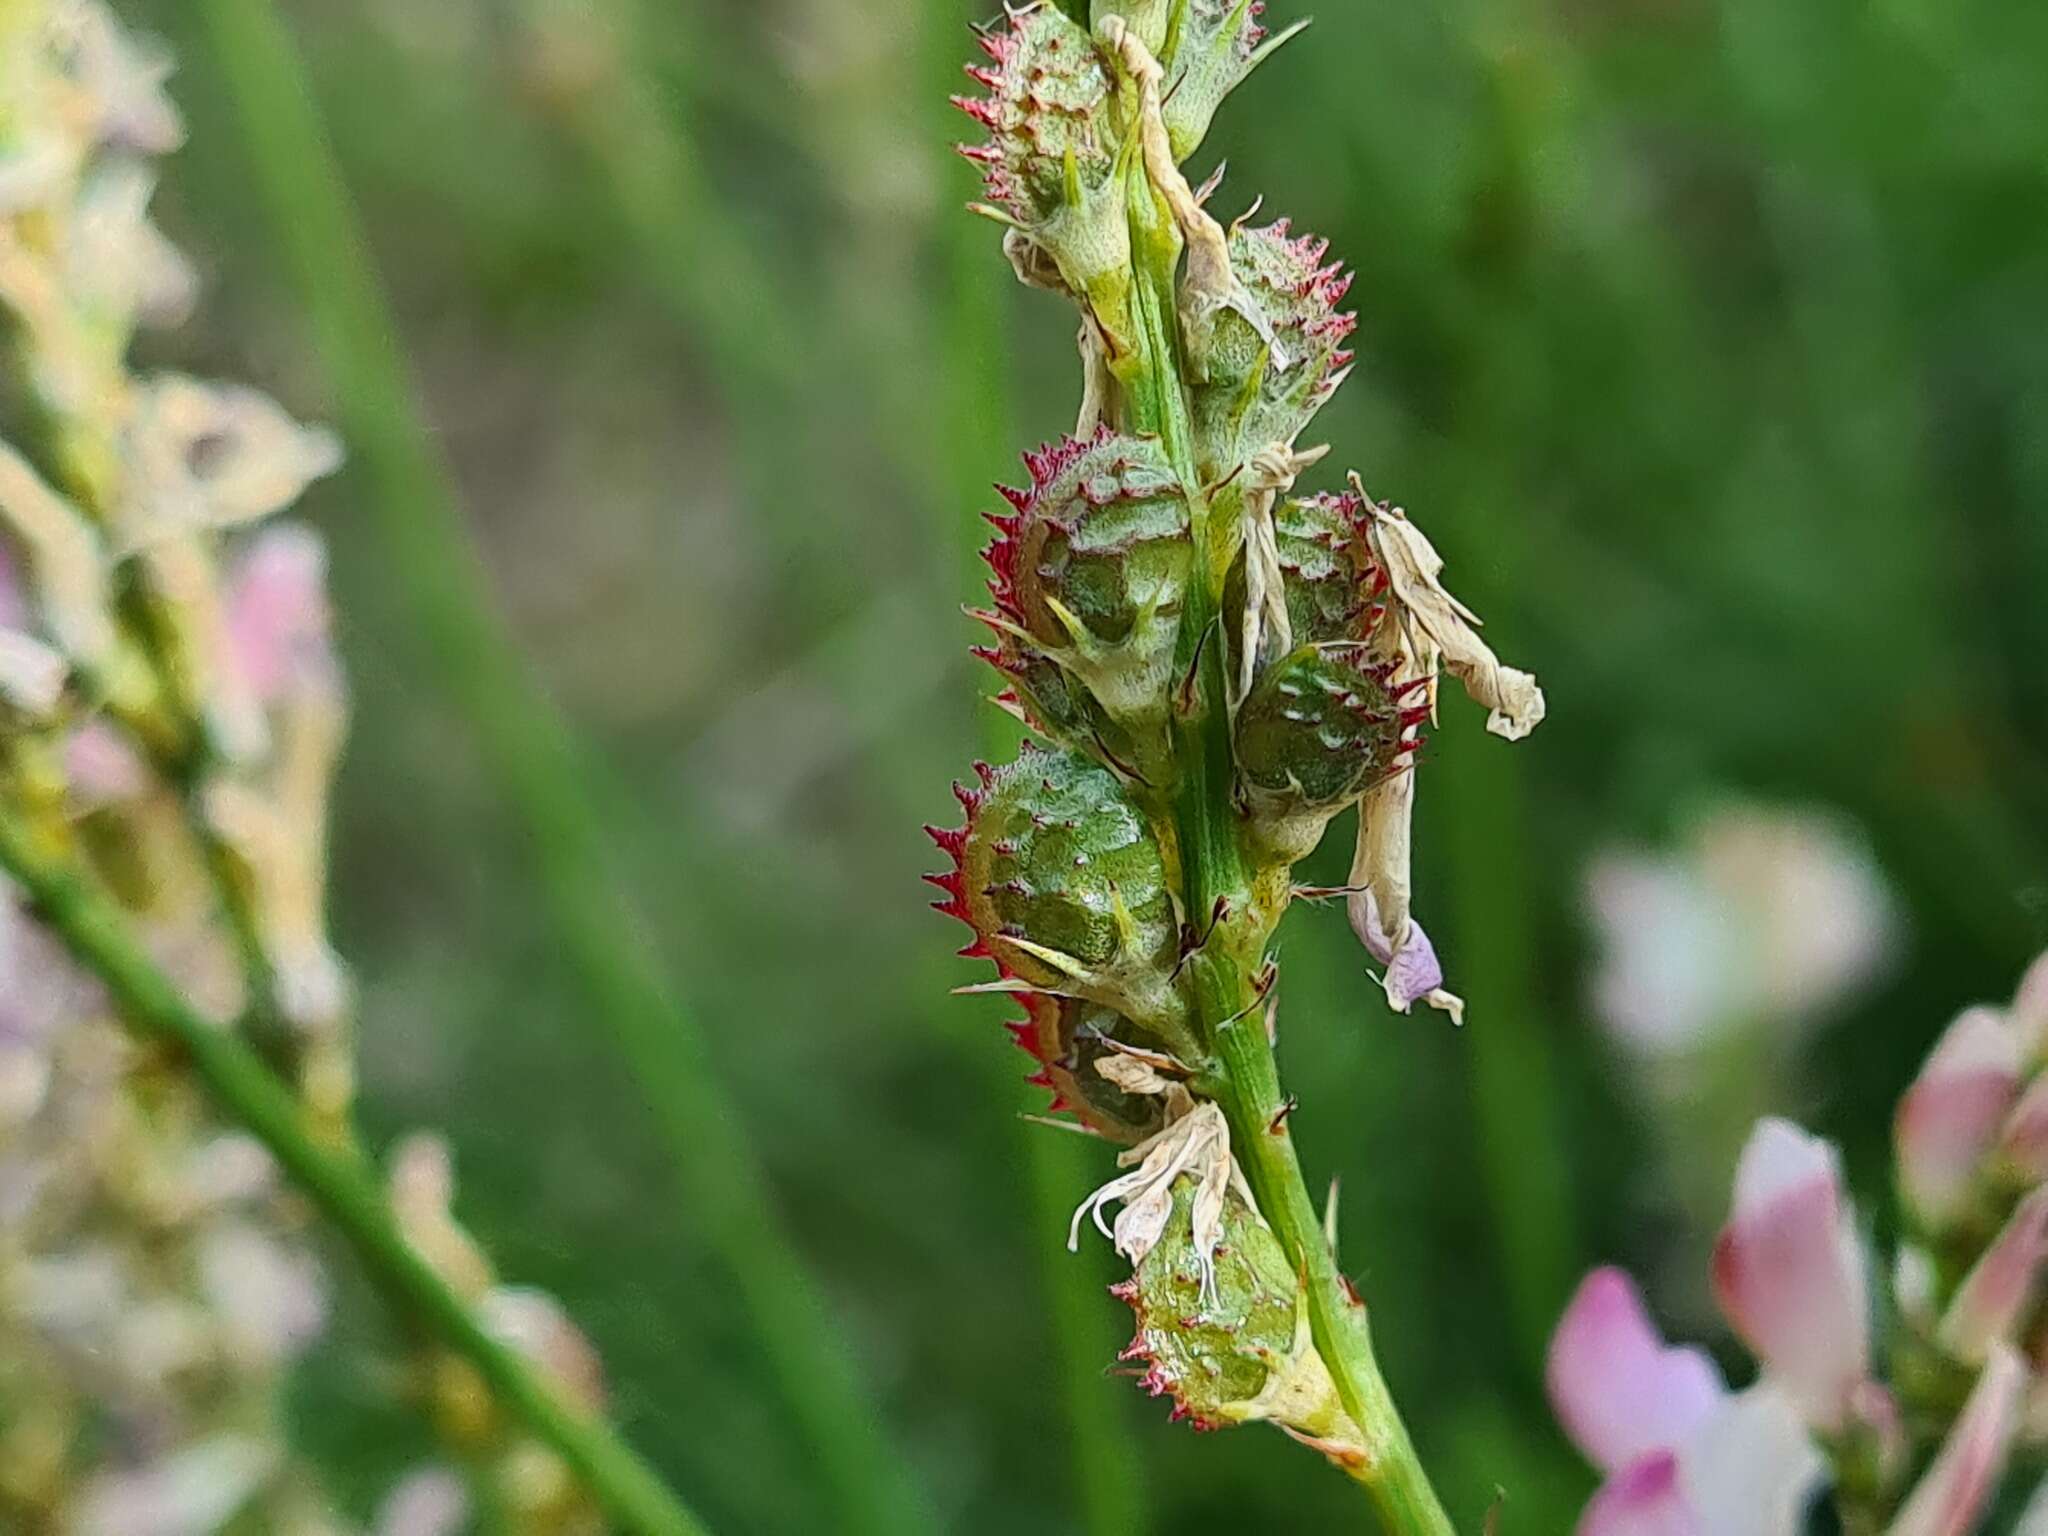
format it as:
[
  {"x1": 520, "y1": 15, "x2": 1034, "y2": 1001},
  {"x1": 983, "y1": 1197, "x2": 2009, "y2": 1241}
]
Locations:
[
  {"x1": 1711, "y1": 1119, "x2": 1870, "y2": 1432},
  {"x1": 1548, "y1": 1268, "x2": 1823, "y2": 1535},
  {"x1": 223, "y1": 524, "x2": 336, "y2": 705},
  {"x1": 1887, "y1": 1344, "x2": 2026, "y2": 1536},
  {"x1": 2013, "y1": 950, "x2": 2048, "y2": 1059},
  {"x1": 1938, "y1": 1187, "x2": 2048, "y2": 1364},
  {"x1": 1896, "y1": 1007, "x2": 2023, "y2": 1231}
]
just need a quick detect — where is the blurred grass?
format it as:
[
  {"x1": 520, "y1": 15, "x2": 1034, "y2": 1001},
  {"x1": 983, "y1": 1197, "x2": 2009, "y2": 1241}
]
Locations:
[
  {"x1": 188, "y1": 2, "x2": 937, "y2": 1530},
  {"x1": 133, "y1": 0, "x2": 2048, "y2": 1529}
]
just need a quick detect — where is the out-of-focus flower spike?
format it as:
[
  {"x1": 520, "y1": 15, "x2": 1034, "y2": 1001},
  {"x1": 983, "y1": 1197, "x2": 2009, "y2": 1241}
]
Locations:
[
  {"x1": 119, "y1": 376, "x2": 342, "y2": 548},
  {"x1": 1710, "y1": 1119, "x2": 1870, "y2": 1434},
  {"x1": 1897, "y1": 1005, "x2": 2024, "y2": 1233},
  {"x1": 372, "y1": 1469, "x2": 471, "y2": 1536},
  {"x1": 1885, "y1": 1344, "x2": 2026, "y2": 1536},
  {"x1": 1938, "y1": 1186, "x2": 2048, "y2": 1364},
  {"x1": 0, "y1": 625, "x2": 66, "y2": 714},
  {"x1": 68, "y1": 1434, "x2": 279, "y2": 1536},
  {"x1": 58, "y1": 2, "x2": 186, "y2": 156},
  {"x1": 1998, "y1": 1074, "x2": 2048, "y2": 1183},
  {"x1": 2013, "y1": 949, "x2": 2048, "y2": 1064},
  {"x1": 67, "y1": 162, "x2": 196, "y2": 329},
  {"x1": 0, "y1": 438, "x2": 116, "y2": 666}
]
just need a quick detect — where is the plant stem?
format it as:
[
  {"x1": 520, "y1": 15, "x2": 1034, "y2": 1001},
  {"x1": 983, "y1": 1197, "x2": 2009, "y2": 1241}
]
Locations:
[
  {"x1": 1122, "y1": 161, "x2": 1456, "y2": 1536},
  {"x1": 189, "y1": 6, "x2": 935, "y2": 1532},
  {"x1": 0, "y1": 807, "x2": 710, "y2": 1536}
]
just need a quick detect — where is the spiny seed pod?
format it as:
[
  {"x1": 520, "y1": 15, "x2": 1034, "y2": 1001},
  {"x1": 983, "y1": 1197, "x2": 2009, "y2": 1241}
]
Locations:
[
  {"x1": 975, "y1": 430, "x2": 1192, "y2": 783},
  {"x1": 954, "y1": 4, "x2": 1136, "y2": 352},
  {"x1": 1228, "y1": 490, "x2": 1427, "y2": 865},
  {"x1": 1189, "y1": 221, "x2": 1356, "y2": 483},
  {"x1": 1225, "y1": 489, "x2": 1381, "y2": 647},
  {"x1": 1087, "y1": 2, "x2": 1303, "y2": 162},
  {"x1": 1112, "y1": 1175, "x2": 1363, "y2": 1466},
  {"x1": 1010, "y1": 992, "x2": 1171, "y2": 1144},
  {"x1": 927, "y1": 743, "x2": 1187, "y2": 1036}
]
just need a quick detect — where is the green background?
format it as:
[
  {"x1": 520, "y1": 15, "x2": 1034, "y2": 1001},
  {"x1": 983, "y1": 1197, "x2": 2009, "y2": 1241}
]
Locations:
[{"x1": 127, "y1": 0, "x2": 2048, "y2": 1529}]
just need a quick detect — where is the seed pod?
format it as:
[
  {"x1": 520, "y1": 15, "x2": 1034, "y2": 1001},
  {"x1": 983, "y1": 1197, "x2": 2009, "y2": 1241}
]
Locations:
[
  {"x1": 1235, "y1": 645, "x2": 1415, "y2": 864},
  {"x1": 927, "y1": 743, "x2": 1186, "y2": 1035},
  {"x1": 1010, "y1": 992, "x2": 1172, "y2": 1144},
  {"x1": 1224, "y1": 488, "x2": 1379, "y2": 647},
  {"x1": 975, "y1": 430, "x2": 1192, "y2": 783},
  {"x1": 1113, "y1": 1176, "x2": 1363, "y2": 1464},
  {"x1": 1228, "y1": 491, "x2": 1424, "y2": 865},
  {"x1": 1189, "y1": 221, "x2": 1356, "y2": 484},
  {"x1": 954, "y1": 4, "x2": 1136, "y2": 355}
]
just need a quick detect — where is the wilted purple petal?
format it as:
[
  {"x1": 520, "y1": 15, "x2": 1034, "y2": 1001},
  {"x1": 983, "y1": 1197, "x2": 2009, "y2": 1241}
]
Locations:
[
  {"x1": 1711, "y1": 1120, "x2": 1869, "y2": 1433},
  {"x1": 1548, "y1": 1267, "x2": 1726, "y2": 1475}
]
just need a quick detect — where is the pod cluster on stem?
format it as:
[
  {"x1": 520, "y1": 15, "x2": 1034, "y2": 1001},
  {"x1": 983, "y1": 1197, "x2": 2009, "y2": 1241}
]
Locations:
[{"x1": 932, "y1": 4, "x2": 1542, "y2": 1522}]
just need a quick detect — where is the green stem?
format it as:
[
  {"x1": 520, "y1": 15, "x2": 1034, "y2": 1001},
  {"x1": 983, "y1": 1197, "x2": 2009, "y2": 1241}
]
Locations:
[
  {"x1": 1123, "y1": 168, "x2": 1455, "y2": 1536},
  {"x1": 0, "y1": 808, "x2": 710, "y2": 1536},
  {"x1": 189, "y1": 6, "x2": 935, "y2": 1533}
]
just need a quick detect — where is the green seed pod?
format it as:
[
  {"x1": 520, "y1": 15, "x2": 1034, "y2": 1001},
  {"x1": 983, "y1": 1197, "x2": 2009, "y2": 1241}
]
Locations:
[
  {"x1": 955, "y1": 5, "x2": 1137, "y2": 356},
  {"x1": 1224, "y1": 489, "x2": 1377, "y2": 648},
  {"x1": 1012, "y1": 992, "x2": 1173, "y2": 1144},
  {"x1": 1112, "y1": 1175, "x2": 1364, "y2": 1465},
  {"x1": 1236, "y1": 644, "x2": 1415, "y2": 856},
  {"x1": 974, "y1": 430, "x2": 1192, "y2": 783},
  {"x1": 1189, "y1": 221, "x2": 1356, "y2": 485},
  {"x1": 928, "y1": 743, "x2": 1186, "y2": 1035},
  {"x1": 1226, "y1": 487, "x2": 1426, "y2": 864}
]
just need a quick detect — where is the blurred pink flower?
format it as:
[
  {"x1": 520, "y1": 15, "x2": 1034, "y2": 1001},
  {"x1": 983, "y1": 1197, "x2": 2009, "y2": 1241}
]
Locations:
[
  {"x1": 1939, "y1": 1187, "x2": 2048, "y2": 1364},
  {"x1": 1896, "y1": 1006, "x2": 2023, "y2": 1231},
  {"x1": 223, "y1": 524, "x2": 336, "y2": 705},
  {"x1": 1711, "y1": 1119, "x2": 1870, "y2": 1432},
  {"x1": 1548, "y1": 1268, "x2": 1824, "y2": 1535},
  {"x1": 374, "y1": 1468, "x2": 470, "y2": 1536},
  {"x1": 1585, "y1": 804, "x2": 1897, "y2": 1054},
  {"x1": 1887, "y1": 1345, "x2": 2026, "y2": 1536}
]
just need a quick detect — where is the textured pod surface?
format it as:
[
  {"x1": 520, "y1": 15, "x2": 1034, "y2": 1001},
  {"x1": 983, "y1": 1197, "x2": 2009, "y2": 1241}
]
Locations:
[
  {"x1": 1191, "y1": 221, "x2": 1356, "y2": 480},
  {"x1": 927, "y1": 744, "x2": 1183, "y2": 1027},
  {"x1": 954, "y1": 4, "x2": 1115, "y2": 226},
  {"x1": 1011, "y1": 992, "x2": 1172, "y2": 1143},
  {"x1": 979, "y1": 430, "x2": 1191, "y2": 744},
  {"x1": 1114, "y1": 1176, "x2": 1300, "y2": 1427},
  {"x1": 1235, "y1": 646, "x2": 1406, "y2": 810},
  {"x1": 1224, "y1": 489, "x2": 1384, "y2": 648}
]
